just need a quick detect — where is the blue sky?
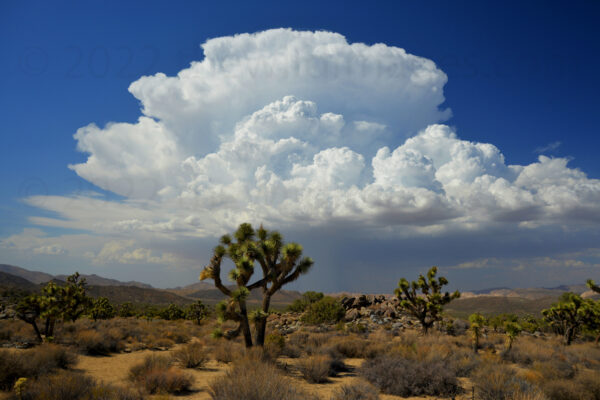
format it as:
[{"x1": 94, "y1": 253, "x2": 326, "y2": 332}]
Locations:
[{"x1": 1, "y1": 1, "x2": 599, "y2": 291}]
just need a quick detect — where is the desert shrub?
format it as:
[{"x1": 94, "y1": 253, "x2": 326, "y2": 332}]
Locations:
[
  {"x1": 0, "y1": 345, "x2": 77, "y2": 390},
  {"x1": 298, "y1": 354, "x2": 331, "y2": 383},
  {"x1": 287, "y1": 291, "x2": 324, "y2": 312},
  {"x1": 13, "y1": 371, "x2": 94, "y2": 400},
  {"x1": 0, "y1": 350, "x2": 25, "y2": 390},
  {"x1": 287, "y1": 332, "x2": 309, "y2": 347},
  {"x1": 564, "y1": 343, "x2": 600, "y2": 369},
  {"x1": 540, "y1": 370, "x2": 600, "y2": 400},
  {"x1": 472, "y1": 363, "x2": 540, "y2": 400},
  {"x1": 173, "y1": 341, "x2": 208, "y2": 368},
  {"x1": 303, "y1": 332, "x2": 335, "y2": 355},
  {"x1": 75, "y1": 329, "x2": 123, "y2": 355},
  {"x1": 150, "y1": 337, "x2": 175, "y2": 350},
  {"x1": 301, "y1": 297, "x2": 345, "y2": 324},
  {"x1": 29, "y1": 343, "x2": 77, "y2": 371},
  {"x1": 281, "y1": 342, "x2": 302, "y2": 358},
  {"x1": 330, "y1": 381, "x2": 380, "y2": 400},
  {"x1": 445, "y1": 347, "x2": 481, "y2": 377},
  {"x1": 360, "y1": 355, "x2": 459, "y2": 397},
  {"x1": 575, "y1": 370, "x2": 600, "y2": 398},
  {"x1": 0, "y1": 320, "x2": 37, "y2": 344},
  {"x1": 532, "y1": 360, "x2": 576, "y2": 380},
  {"x1": 263, "y1": 333, "x2": 285, "y2": 358},
  {"x1": 129, "y1": 354, "x2": 192, "y2": 394},
  {"x1": 212, "y1": 341, "x2": 244, "y2": 363},
  {"x1": 10, "y1": 370, "x2": 144, "y2": 400},
  {"x1": 208, "y1": 357, "x2": 318, "y2": 400},
  {"x1": 333, "y1": 337, "x2": 369, "y2": 358},
  {"x1": 500, "y1": 338, "x2": 555, "y2": 365},
  {"x1": 129, "y1": 354, "x2": 172, "y2": 379},
  {"x1": 264, "y1": 333, "x2": 285, "y2": 349}
]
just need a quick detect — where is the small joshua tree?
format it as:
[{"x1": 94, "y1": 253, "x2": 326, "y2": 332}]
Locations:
[
  {"x1": 186, "y1": 300, "x2": 208, "y2": 325},
  {"x1": 469, "y1": 313, "x2": 485, "y2": 353},
  {"x1": 90, "y1": 297, "x2": 116, "y2": 321},
  {"x1": 200, "y1": 223, "x2": 314, "y2": 347},
  {"x1": 586, "y1": 279, "x2": 600, "y2": 344},
  {"x1": 588, "y1": 279, "x2": 600, "y2": 294},
  {"x1": 15, "y1": 272, "x2": 91, "y2": 341},
  {"x1": 542, "y1": 292, "x2": 597, "y2": 345},
  {"x1": 395, "y1": 266, "x2": 460, "y2": 334},
  {"x1": 503, "y1": 320, "x2": 522, "y2": 352}
]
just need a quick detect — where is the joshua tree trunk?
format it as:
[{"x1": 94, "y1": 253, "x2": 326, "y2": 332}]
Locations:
[
  {"x1": 564, "y1": 327, "x2": 574, "y2": 346},
  {"x1": 238, "y1": 300, "x2": 253, "y2": 348},
  {"x1": 256, "y1": 293, "x2": 272, "y2": 346},
  {"x1": 31, "y1": 320, "x2": 42, "y2": 342}
]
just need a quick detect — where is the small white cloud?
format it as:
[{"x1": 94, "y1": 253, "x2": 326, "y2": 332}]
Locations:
[
  {"x1": 32, "y1": 244, "x2": 67, "y2": 255},
  {"x1": 535, "y1": 141, "x2": 561, "y2": 154},
  {"x1": 90, "y1": 240, "x2": 182, "y2": 266}
]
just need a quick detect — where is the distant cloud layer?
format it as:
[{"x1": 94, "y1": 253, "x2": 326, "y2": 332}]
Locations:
[{"x1": 2, "y1": 29, "x2": 600, "y2": 289}]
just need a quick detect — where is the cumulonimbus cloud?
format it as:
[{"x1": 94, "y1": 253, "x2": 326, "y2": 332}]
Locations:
[{"x1": 19, "y1": 29, "x2": 600, "y2": 249}]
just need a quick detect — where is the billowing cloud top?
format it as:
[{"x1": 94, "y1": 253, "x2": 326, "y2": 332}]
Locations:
[{"x1": 5, "y1": 29, "x2": 600, "y2": 285}]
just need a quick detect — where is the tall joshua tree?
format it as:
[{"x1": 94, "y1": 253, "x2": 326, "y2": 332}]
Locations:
[
  {"x1": 395, "y1": 266, "x2": 460, "y2": 334},
  {"x1": 200, "y1": 223, "x2": 314, "y2": 347}
]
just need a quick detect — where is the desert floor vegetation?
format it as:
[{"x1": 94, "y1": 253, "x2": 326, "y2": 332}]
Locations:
[
  {"x1": 1, "y1": 319, "x2": 600, "y2": 399},
  {"x1": 1, "y1": 269, "x2": 600, "y2": 399}
]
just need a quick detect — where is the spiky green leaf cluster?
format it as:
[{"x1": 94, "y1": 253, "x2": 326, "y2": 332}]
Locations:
[{"x1": 395, "y1": 266, "x2": 460, "y2": 334}]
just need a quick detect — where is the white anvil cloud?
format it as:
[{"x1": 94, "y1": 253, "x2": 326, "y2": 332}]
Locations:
[{"x1": 7, "y1": 29, "x2": 600, "y2": 278}]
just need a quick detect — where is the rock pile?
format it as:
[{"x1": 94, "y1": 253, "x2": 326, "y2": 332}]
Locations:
[{"x1": 340, "y1": 294, "x2": 414, "y2": 330}]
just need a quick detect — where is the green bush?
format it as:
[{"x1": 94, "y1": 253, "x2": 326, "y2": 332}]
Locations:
[
  {"x1": 287, "y1": 291, "x2": 324, "y2": 312},
  {"x1": 301, "y1": 297, "x2": 345, "y2": 324}
]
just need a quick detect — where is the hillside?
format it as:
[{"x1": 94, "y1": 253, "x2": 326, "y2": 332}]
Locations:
[
  {"x1": 445, "y1": 295, "x2": 558, "y2": 318},
  {"x1": 0, "y1": 264, "x2": 54, "y2": 284},
  {"x1": 186, "y1": 286, "x2": 302, "y2": 308},
  {"x1": 0, "y1": 271, "x2": 39, "y2": 290},
  {"x1": 56, "y1": 273, "x2": 153, "y2": 289},
  {"x1": 462, "y1": 284, "x2": 590, "y2": 300},
  {"x1": 166, "y1": 282, "x2": 215, "y2": 296},
  {"x1": 86, "y1": 285, "x2": 193, "y2": 305}
]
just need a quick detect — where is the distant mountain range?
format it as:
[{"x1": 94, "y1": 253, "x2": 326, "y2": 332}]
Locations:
[
  {"x1": 1, "y1": 263, "x2": 597, "y2": 313},
  {"x1": 461, "y1": 284, "x2": 595, "y2": 300},
  {"x1": 0, "y1": 263, "x2": 302, "y2": 307},
  {"x1": 0, "y1": 264, "x2": 153, "y2": 288}
]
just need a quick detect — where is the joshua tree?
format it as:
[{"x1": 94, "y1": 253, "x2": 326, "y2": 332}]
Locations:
[
  {"x1": 90, "y1": 297, "x2": 116, "y2": 321},
  {"x1": 59, "y1": 272, "x2": 91, "y2": 322},
  {"x1": 587, "y1": 279, "x2": 600, "y2": 294},
  {"x1": 15, "y1": 272, "x2": 91, "y2": 341},
  {"x1": 118, "y1": 302, "x2": 136, "y2": 318},
  {"x1": 503, "y1": 320, "x2": 522, "y2": 352},
  {"x1": 200, "y1": 223, "x2": 314, "y2": 347},
  {"x1": 468, "y1": 313, "x2": 485, "y2": 353},
  {"x1": 159, "y1": 303, "x2": 186, "y2": 320},
  {"x1": 585, "y1": 279, "x2": 600, "y2": 344},
  {"x1": 395, "y1": 266, "x2": 460, "y2": 334},
  {"x1": 15, "y1": 295, "x2": 43, "y2": 342},
  {"x1": 542, "y1": 292, "x2": 597, "y2": 345},
  {"x1": 186, "y1": 300, "x2": 208, "y2": 325}
]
